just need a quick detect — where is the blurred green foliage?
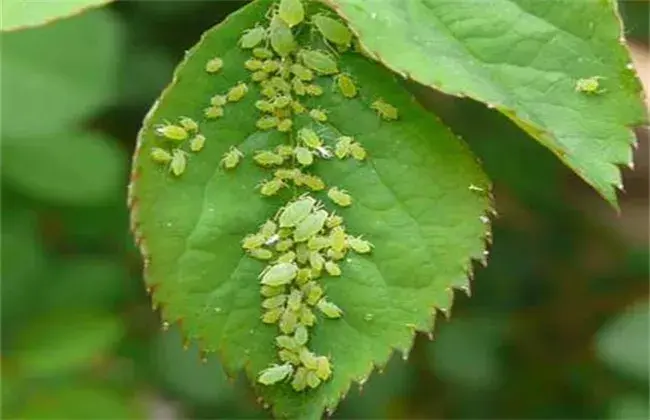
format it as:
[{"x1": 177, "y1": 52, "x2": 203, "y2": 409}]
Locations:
[{"x1": 1, "y1": 1, "x2": 647, "y2": 419}]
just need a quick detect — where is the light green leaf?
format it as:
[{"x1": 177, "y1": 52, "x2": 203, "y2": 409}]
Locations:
[
  {"x1": 2, "y1": 131, "x2": 126, "y2": 205},
  {"x1": 129, "y1": 0, "x2": 490, "y2": 417},
  {"x1": 0, "y1": 8, "x2": 122, "y2": 138},
  {"x1": 324, "y1": 0, "x2": 647, "y2": 207},
  {"x1": 1, "y1": 0, "x2": 113, "y2": 32}
]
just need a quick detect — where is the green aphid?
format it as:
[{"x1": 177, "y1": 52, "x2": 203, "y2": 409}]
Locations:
[
  {"x1": 270, "y1": 14, "x2": 297, "y2": 57},
  {"x1": 240, "y1": 26, "x2": 266, "y2": 49},
  {"x1": 252, "y1": 47, "x2": 274, "y2": 59},
  {"x1": 299, "y1": 49, "x2": 339, "y2": 75},
  {"x1": 205, "y1": 57, "x2": 223, "y2": 73},
  {"x1": 270, "y1": 76, "x2": 292, "y2": 93},
  {"x1": 220, "y1": 146, "x2": 244, "y2": 169},
  {"x1": 277, "y1": 118, "x2": 293, "y2": 132},
  {"x1": 260, "y1": 262, "x2": 298, "y2": 286},
  {"x1": 227, "y1": 82, "x2": 249, "y2": 102},
  {"x1": 307, "y1": 235, "x2": 330, "y2": 251},
  {"x1": 242, "y1": 233, "x2": 266, "y2": 250},
  {"x1": 329, "y1": 226, "x2": 347, "y2": 252},
  {"x1": 249, "y1": 248, "x2": 274, "y2": 261},
  {"x1": 348, "y1": 235, "x2": 373, "y2": 254},
  {"x1": 327, "y1": 248, "x2": 346, "y2": 261},
  {"x1": 575, "y1": 76, "x2": 605, "y2": 94},
  {"x1": 275, "y1": 238, "x2": 294, "y2": 252},
  {"x1": 251, "y1": 70, "x2": 269, "y2": 82},
  {"x1": 275, "y1": 144, "x2": 295, "y2": 158},
  {"x1": 170, "y1": 149, "x2": 187, "y2": 176},
  {"x1": 189, "y1": 134, "x2": 206, "y2": 152},
  {"x1": 260, "y1": 220, "x2": 278, "y2": 238},
  {"x1": 294, "y1": 325, "x2": 308, "y2": 346},
  {"x1": 371, "y1": 98, "x2": 399, "y2": 120},
  {"x1": 334, "y1": 136, "x2": 353, "y2": 159},
  {"x1": 150, "y1": 147, "x2": 172, "y2": 164},
  {"x1": 290, "y1": 63, "x2": 314, "y2": 81},
  {"x1": 273, "y1": 95, "x2": 292, "y2": 109},
  {"x1": 256, "y1": 116, "x2": 280, "y2": 130},
  {"x1": 255, "y1": 99, "x2": 275, "y2": 113},
  {"x1": 258, "y1": 363, "x2": 293, "y2": 385},
  {"x1": 287, "y1": 288, "x2": 302, "y2": 311},
  {"x1": 309, "y1": 251, "x2": 325, "y2": 271},
  {"x1": 315, "y1": 356, "x2": 332, "y2": 380},
  {"x1": 294, "y1": 209, "x2": 328, "y2": 242},
  {"x1": 336, "y1": 73, "x2": 358, "y2": 98},
  {"x1": 328, "y1": 187, "x2": 352, "y2": 207},
  {"x1": 292, "y1": 367, "x2": 308, "y2": 391},
  {"x1": 261, "y1": 84, "x2": 277, "y2": 98},
  {"x1": 306, "y1": 370, "x2": 321, "y2": 389},
  {"x1": 299, "y1": 347, "x2": 319, "y2": 369},
  {"x1": 279, "y1": 348, "x2": 301, "y2": 365},
  {"x1": 304, "y1": 282, "x2": 323, "y2": 306},
  {"x1": 299, "y1": 305, "x2": 316, "y2": 326},
  {"x1": 309, "y1": 108, "x2": 328, "y2": 122},
  {"x1": 279, "y1": 309, "x2": 299, "y2": 334},
  {"x1": 261, "y1": 307, "x2": 283, "y2": 323},
  {"x1": 312, "y1": 14, "x2": 352, "y2": 47},
  {"x1": 277, "y1": 250, "x2": 296, "y2": 264},
  {"x1": 296, "y1": 268, "x2": 312, "y2": 285},
  {"x1": 244, "y1": 58, "x2": 263, "y2": 71},
  {"x1": 317, "y1": 298, "x2": 343, "y2": 318},
  {"x1": 305, "y1": 84, "x2": 324, "y2": 96},
  {"x1": 324, "y1": 260, "x2": 341, "y2": 276},
  {"x1": 204, "y1": 106, "x2": 224, "y2": 119},
  {"x1": 300, "y1": 174, "x2": 326, "y2": 191},
  {"x1": 298, "y1": 128, "x2": 322, "y2": 148},
  {"x1": 292, "y1": 78, "x2": 307, "y2": 96},
  {"x1": 349, "y1": 142, "x2": 367, "y2": 160},
  {"x1": 278, "y1": 227, "x2": 293, "y2": 239},
  {"x1": 155, "y1": 123, "x2": 188, "y2": 141},
  {"x1": 274, "y1": 167, "x2": 300, "y2": 181},
  {"x1": 278, "y1": 0, "x2": 304, "y2": 27},
  {"x1": 253, "y1": 150, "x2": 284, "y2": 167},
  {"x1": 325, "y1": 213, "x2": 343, "y2": 229},
  {"x1": 261, "y1": 284, "x2": 286, "y2": 297},
  {"x1": 278, "y1": 195, "x2": 316, "y2": 227},
  {"x1": 294, "y1": 146, "x2": 314, "y2": 166},
  {"x1": 259, "y1": 178, "x2": 286, "y2": 196},
  {"x1": 276, "y1": 335, "x2": 297, "y2": 351},
  {"x1": 179, "y1": 116, "x2": 199, "y2": 132},
  {"x1": 262, "y1": 59, "x2": 281, "y2": 73},
  {"x1": 210, "y1": 94, "x2": 228, "y2": 107},
  {"x1": 291, "y1": 100, "x2": 306, "y2": 114},
  {"x1": 262, "y1": 294, "x2": 287, "y2": 309}
]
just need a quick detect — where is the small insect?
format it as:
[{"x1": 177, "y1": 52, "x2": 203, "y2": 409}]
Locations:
[
  {"x1": 317, "y1": 298, "x2": 343, "y2": 318},
  {"x1": 328, "y1": 187, "x2": 352, "y2": 207},
  {"x1": 261, "y1": 307, "x2": 283, "y2": 323},
  {"x1": 278, "y1": 195, "x2": 316, "y2": 227},
  {"x1": 299, "y1": 305, "x2": 316, "y2": 326},
  {"x1": 275, "y1": 238, "x2": 294, "y2": 252},
  {"x1": 292, "y1": 367, "x2": 308, "y2": 391},
  {"x1": 296, "y1": 128, "x2": 320, "y2": 148},
  {"x1": 349, "y1": 142, "x2": 367, "y2": 160},
  {"x1": 312, "y1": 14, "x2": 352, "y2": 47},
  {"x1": 290, "y1": 63, "x2": 314, "y2": 81},
  {"x1": 170, "y1": 149, "x2": 187, "y2": 176},
  {"x1": 269, "y1": 76, "x2": 292, "y2": 93},
  {"x1": 262, "y1": 294, "x2": 288, "y2": 309},
  {"x1": 279, "y1": 309, "x2": 298, "y2": 334},
  {"x1": 255, "y1": 99, "x2": 274, "y2": 113},
  {"x1": 371, "y1": 98, "x2": 399, "y2": 120},
  {"x1": 294, "y1": 209, "x2": 328, "y2": 242},
  {"x1": 309, "y1": 108, "x2": 328, "y2": 122},
  {"x1": 253, "y1": 46, "x2": 274, "y2": 59},
  {"x1": 325, "y1": 213, "x2": 343, "y2": 229},
  {"x1": 304, "y1": 282, "x2": 324, "y2": 306},
  {"x1": 314, "y1": 356, "x2": 332, "y2": 380},
  {"x1": 329, "y1": 226, "x2": 347, "y2": 252},
  {"x1": 256, "y1": 116, "x2": 280, "y2": 130},
  {"x1": 220, "y1": 146, "x2": 244, "y2": 169},
  {"x1": 244, "y1": 58, "x2": 263, "y2": 71},
  {"x1": 334, "y1": 136, "x2": 353, "y2": 159},
  {"x1": 251, "y1": 70, "x2": 269, "y2": 82},
  {"x1": 287, "y1": 288, "x2": 302, "y2": 311},
  {"x1": 242, "y1": 233, "x2": 266, "y2": 250},
  {"x1": 307, "y1": 372, "x2": 323, "y2": 390},
  {"x1": 258, "y1": 363, "x2": 293, "y2": 385},
  {"x1": 324, "y1": 260, "x2": 341, "y2": 276},
  {"x1": 296, "y1": 268, "x2": 312, "y2": 285},
  {"x1": 249, "y1": 248, "x2": 274, "y2": 261},
  {"x1": 299, "y1": 49, "x2": 339, "y2": 75},
  {"x1": 189, "y1": 134, "x2": 206, "y2": 152},
  {"x1": 227, "y1": 82, "x2": 249, "y2": 102},
  {"x1": 262, "y1": 59, "x2": 281, "y2": 73},
  {"x1": 276, "y1": 335, "x2": 298, "y2": 350},
  {"x1": 150, "y1": 147, "x2": 173, "y2": 164},
  {"x1": 315, "y1": 146, "x2": 332, "y2": 159},
  {"x1": 327, "y1": 248, "x2": 346, "y2": 261},
  {"x1": 305, "y1": 84, "x2": 324, "y2": 97},
  {"x1": 240, "y1": 26, "x2": 266, "y2": 49},
  {"x1": 261, "y1": 284, "x2": 285, "y2": 297},
  {"x1": 335, "y1": 74, "x2": 358, "y2": 98},
  {"x1": 300, "y1": 174, "x2": 326, "y2": 191},
  {"x1": 299, "y1": 347, "x2": 318, "y2": 369},
  {"x1": 253, "y1": 150, "x2": 284, "y2": 167},
  {"x1": 155, "y1": 123, "x2": 189, "y2": 141},
  {"x1": 309, "y1": 251, "x2": 325, "y2": 271},
  {"x1": 307, "y1": 235, "x2": 330, "y2": 251},
  {"x1": 291, "y1": 78, "x2": 307, "y2": 96},
  {"x1": 348, "y1": 236, "x2": 373, "y2": 254},
  {"x1": 179, "y1": 116, "x2": 199, "y2": 132},
  {"x1": 258, "y1": 178, "x2": 286, "y2": 196},
  {"x1": 204, "y1": 106, "x2": 224, "y2": 119},
  {"x1": 210, "y1": 94, "x2": 228, "y2": 107},
  {"x1": 294, "y1": 325, "x2": 308, "y2": 346},
  {"x1": 279, "y1": 348, "x2": 301, "y2": 365},
  {"x1": 205, "y1": 57, "x2": 223, "y2": 73},
  {"x1": 260, "y1": 84, "x2": 277, "y2": 98},
  {"x1": 260, "y1": 262, "x2": 298, "y2": 286},
  {"x1": 278, "y1": 0, "x2": 304, "y2": 27},
  {"x1": 275, "y1": 144, "x2": 295, "y2": 158},
  {"x1": 277, "y1": 118, "x2": 293, "y2": 132},
  {"x1": 273, "y1": 95, "x2": 292, "y2": 109},
  {"x1": 295, "y1": 243, "x2": 310, "y2": 265},
  {"x1": 270, "y1": 14, "x2": 297, "y2": 57},
  {"x1": 294, "y1": 146, "x2": 314, "y2": 166},
  {"x1": 277, "y1": 250, "x2": 296, "y2": 264},
  {"x1": 575, "y1": 76, "x2": 605, "y2": 94},
  {"x1": 291, "y1": 100, "x2": 306, "y2": 114}
]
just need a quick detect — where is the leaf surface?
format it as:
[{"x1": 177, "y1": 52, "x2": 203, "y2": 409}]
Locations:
[{"x1": 1, "y1": 0, "x2": 113, "y2": 31}]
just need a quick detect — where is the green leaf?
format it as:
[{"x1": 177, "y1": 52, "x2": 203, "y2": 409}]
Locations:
[
  {"x1": 324, "y1": 0, "x2": 647, "y2": 207},
  {"x1": 1, "y1": 0, "x2": 113, "y2": 32},
  {"x1": 129, "y1": 0, "x2": 490, "y2": 417},
  {"x1": 0, "y1": 8, "x2": 122, "y2": 138}
]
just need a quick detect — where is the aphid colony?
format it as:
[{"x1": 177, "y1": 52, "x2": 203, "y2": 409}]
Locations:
[{"x1": 150, "y1": 117, "x2": 206, "y2": 176}]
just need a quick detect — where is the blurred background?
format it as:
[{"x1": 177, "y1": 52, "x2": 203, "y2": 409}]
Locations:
[{"x1": 1, "y1": 1, "x2": 648, "y2": 418}]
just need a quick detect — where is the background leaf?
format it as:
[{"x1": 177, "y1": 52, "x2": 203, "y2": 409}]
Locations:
[{"x1": 1, "y1": 0, "x2": 113, "y2": 31}]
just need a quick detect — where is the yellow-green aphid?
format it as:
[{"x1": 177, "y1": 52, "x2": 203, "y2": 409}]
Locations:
[
  {"x1": 328, "y1": 187, "x2": 352, "y2": 207},
  {"x1": 259, "y1": 178, "x2": 286, "y2": 196},
  {"x1": 291, "y1": 100, "x2": 306, "y2": 114},
  {"x1": 371, "y1": 98, "x2": 399, "y2": 120},
  {"x1": 261, "y1": 83, "x2": 277, "y2": 98},
  {"x1": 220, "y1": 146, "x2": 244, "y2": 169},
  {"x1": 155, "y1": 123, "x2": 188, "y2": 141},
  {"x1": 242, "y1": 233, "x2": 266, "y2": 250},
  {"x1": 329, "y1": 226, "x2": 347, "y2": 252},
  {"x1": 294, "y1": 209, "x2": 328, "y2": 242},
  {"x1": 189, "y1": 134, "x2": 206, "y2": 152},
  {"x1": 204, "y1": 106, "x2": 224, "y2": 119},
  {"x1": 279, "y1": 309, "x2": 298, "y2": 333},
  {"x1": 277, "y1": 118, "x2": 293, "y2": 132},
  {"x1": 317, "y1": 298, "x2": 343, "y2": 318},
  {"x1": 275, "y1": 144, "x2": 295, "y2": 158},
  {"x1": 210, "y1": 94, "x2": 228, "y2": 106},
  {"x1": 262, "y1": 307, "x2": 283, "y2": 323},
  {"x1": 256, "y1": 116, "x2": 280, "y2": 130},
  {"x1": 270, "y1": 76, "x2": 292, "y2": 93},
  {"x1": 262, "y1": 59, "x2": 281, "y2": 73},
  {"x1": 290, "y1": 63, "x2": 314, "y2": 81},
  {"x1": 299, "y1": 305, "x2": 316, "y2": 326},
  {"x1": 292, "y1": 78, "x2": 307, "y2": 96},
  {"x1": 279, "y1": 348, "x2": 301, "y2": 364},
  {"x1": 270, "y1": 14, "x2": 297, "y2": 57},
  {"x1": 260, "y1": 262, "x2": 298, "y2": 286},
  {"x1": 262, "y1": 294, "x2": 287, "y2": 309},
  {"x1": 326, "y1": 213, "x2": 343, "y2": 229},
  {"x1": 309, "y1": 251, "x2": 325, "y2": 271},
  {"x1": 240, "y1": 26, "x2": 266, "y2": 49},
  {"x1": 301, "y1": 174, "x2": 326, "y2": 191},
  {"x1": 348, "y1": 235, "x2": 373, "y2": 254},
  {"x1": 292, "y1": 367, "x2": 308, "y2": 391},
  {"x1": 315, "y1": 356, "x2": 332, "y2": 380},
  {"x1": 249, "y1": 248, "x2": 274, "y2": 260},
  {"x1": 227, "y1": 82, "x2": 249, "y2": 102},
  {"x1": 259, "y1": 220, "x2": 277, "y2": 238},
  {"x1": 294, "y1": 146, "x2": 314, "y2": 166},
  {"x1": 205, "y1": 57, "x2": 223, "y2": 73},
  {"x1": 303, "y1": 282, "x2": 324, "y2": 306},
  {"x1": 277, "y1": 250, "x2": 296, "y2": 263},
  {"x1": 276, "y1": 335, "x2": 298, "y2": 350},
  {"x1": 244, "y1": 58, "x2": 263, "y2": 71},
  {"x1": 253, "y1": 150, "x2": 284, "y2": 167},
  {"x1": 307, "y1": 235, "x2": 330, "y2": 251},
  {"x1": 306, "y1": 370, "x2": 321, "y2": 389},
  {"x1": 258, "y1": 363, "x2": 293, "y2": 385},
  {"x1": 295, "y1": 243, "x2": 310, "y2": 265},
  {"x1": 312, "y1": 14, "x2": 352, "y2": 47},
  {"x1": 170, "y1": 149, "x2": 187, "y2": 176},
  {"x1": 278, "y1": 195, "x2": 316, "y2": 227},
  {"x1": 278, "y1": 0, "x2": 304, "y2": 27},
  {"x1": 298, "y1": 128, "x2": 322, "y2": 148},
  {"x1": 294, "y1": 325, "x2": 308, "y2": 346},
  {"x1": 575, "y1": 76, "x2": 604, "y2": 94},
  {"x1": 305, "y1": 84, "x2": 324, "y2": 96},
  {"x1": 327, "y1": 248, "x2": 346, "y2": 261},
  {"x1": 252, "y1": 47, "x2": 274, "y2": 59},
  {"x1": 336, "y1": 74, "x2": 358, "y2": 98},
  {"x1": 255, "y1": 99, "x2": 274, "y2": 113},
  {"x1": 150, "y1": 147, "x2": 172, "y2": 164},
  {"x1": 324, "y1": 260, "x2": 341, "y2": 276},
  {"x1": 349, "y1": 142, "x2": 367, "y2": 160},
  {"x1": 309, "y1": 108, "x2": 327, "y2": 122},
  {"x1": 287, "y1": 288, "x2": 302, "y2": 311},
  {"x1": 299, "y1": 348, "x2": 318, "y2": 369},
  {"x1": 334, "y1": 136, "x2": 353, "y2": 159},
  {"x1": 296, "y1": 268, "x2": 312, "y2": 285},
  {"x1": 274, "y1": 168, "x2": 299, "y2": 181},
  {"x1": 251, "y1": 70, "x2": 268, "y2": 82},
  {"x1": 275, "y1": 238, "x2": 294, "y2": 252},
  {"x1": 179, "y1": 116, "x2": 199, "y2": 132},
  {"x1": 299, "y1": 49, "x2": 339, "y2": 75},
  {"x1": 261, "y1": 284, "x2": 285, "y2": 297},
  {"x1": 273, "y1": 95, "x2": 292, "y2": 109}
]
